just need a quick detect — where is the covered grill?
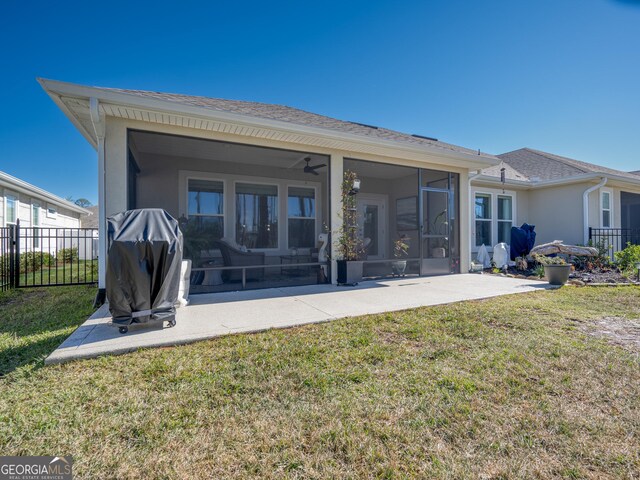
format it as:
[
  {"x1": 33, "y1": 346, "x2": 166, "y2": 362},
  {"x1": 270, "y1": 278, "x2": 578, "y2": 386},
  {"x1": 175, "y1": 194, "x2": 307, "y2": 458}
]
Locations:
[{"x1": 106, "y1": 209, "x2": 183, "y2": 333}]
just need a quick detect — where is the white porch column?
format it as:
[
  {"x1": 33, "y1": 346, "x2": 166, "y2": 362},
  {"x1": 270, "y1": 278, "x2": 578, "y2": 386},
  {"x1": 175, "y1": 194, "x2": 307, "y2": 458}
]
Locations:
[
  {"x1": 104, "y1": 118, "x2": 128, "y2": 217},
  {"x1": 459, "y1": 170, "x2": 470, "y2": 273},
  {"x1": 329, "y1": 154, "x2": 344, "y2": 284},
  {"x1": 89, "y1": 98, "x2": 107, "y2": 291},
  {"x1": 96, "y1": 117, "x2": 127, "y2": 297}
]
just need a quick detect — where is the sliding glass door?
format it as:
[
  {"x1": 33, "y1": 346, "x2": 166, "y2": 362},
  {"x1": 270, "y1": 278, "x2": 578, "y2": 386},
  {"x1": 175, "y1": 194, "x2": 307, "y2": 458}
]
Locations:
[{"x1": 420, "y1": 189, "x2": 451, "y2": 275}]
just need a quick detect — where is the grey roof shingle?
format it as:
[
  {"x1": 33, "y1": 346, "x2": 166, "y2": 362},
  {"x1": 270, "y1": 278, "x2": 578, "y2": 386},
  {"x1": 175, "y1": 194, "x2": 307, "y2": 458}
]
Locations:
[
  {"x1": 80, "y1": 205, "x2": 99, "y2": 228},
  {"x1": 482, "y1": 148, "x2": 640, "y2": 183},
  {"x1": 102, "y1": 86, "x2": 491, "y2": 158}
]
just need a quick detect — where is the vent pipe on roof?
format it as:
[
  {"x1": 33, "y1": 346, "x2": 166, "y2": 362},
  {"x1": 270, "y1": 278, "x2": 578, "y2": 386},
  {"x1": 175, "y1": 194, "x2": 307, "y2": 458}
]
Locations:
[{"x1": 583, "y1": 177, "x2": 607, "y2": 245}]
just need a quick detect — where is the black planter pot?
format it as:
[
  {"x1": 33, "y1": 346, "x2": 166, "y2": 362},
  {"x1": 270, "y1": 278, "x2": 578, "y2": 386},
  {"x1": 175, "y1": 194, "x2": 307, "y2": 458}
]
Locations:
[{"x1": 336, "y1": 260, "x2": 363, "y2": 285}]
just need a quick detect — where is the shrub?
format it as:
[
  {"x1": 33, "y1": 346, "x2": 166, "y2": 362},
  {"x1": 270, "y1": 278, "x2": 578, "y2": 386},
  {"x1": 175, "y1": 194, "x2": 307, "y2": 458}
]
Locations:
[
  {"x1": 57, "y1": 247, "x2": 79, "y2": 263},
  {"x1": 573, "y1": 239, "x2": 611, "y2": 271},
  {"x1": 11, "y1": 251, "x2": 56, "y2": 273},
  {"x1": 614, "y1": 243, "x2": 640, "y2": 275},
  {"x1": 533, "y1": 254, "x2": 567, "y2": 266}
]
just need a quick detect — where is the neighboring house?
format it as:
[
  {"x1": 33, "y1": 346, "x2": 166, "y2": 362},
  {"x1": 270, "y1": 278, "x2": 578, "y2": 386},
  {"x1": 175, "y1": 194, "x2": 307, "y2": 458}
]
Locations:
[
  {"x1": 470, "y1": 148, "x2": 640, "y2": 256},
  {"x1": 1, "y1": 170, "x2": 90, "y2": 254},
  {"x1": 1, "y1": 170, "x2": 89, "y2": 229},
  {"x1": 39, "y1": 78, "x2": 499, "y2": 295}
]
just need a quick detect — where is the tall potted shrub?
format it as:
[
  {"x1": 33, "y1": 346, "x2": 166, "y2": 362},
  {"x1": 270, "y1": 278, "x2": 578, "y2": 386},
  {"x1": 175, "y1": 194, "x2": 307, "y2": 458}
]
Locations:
[{"x1": 335, "y1": 170, "x2": 364, "y2": 285}]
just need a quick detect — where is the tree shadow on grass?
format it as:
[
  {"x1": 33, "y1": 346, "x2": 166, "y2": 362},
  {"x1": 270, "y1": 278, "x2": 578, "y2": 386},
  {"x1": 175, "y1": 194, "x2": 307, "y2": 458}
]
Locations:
[
  {"x1": 0, "y1": 287, "x2": 96, "y2": 376},
  {"x1": 0, "y1": 331, "x2": 74, "y2": 377}
]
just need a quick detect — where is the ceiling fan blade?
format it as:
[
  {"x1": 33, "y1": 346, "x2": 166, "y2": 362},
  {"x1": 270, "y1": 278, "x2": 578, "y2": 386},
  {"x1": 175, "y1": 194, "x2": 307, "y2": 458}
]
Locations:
[{"x1": 311, "y1": 163, "x2": 327, "y2": 169}]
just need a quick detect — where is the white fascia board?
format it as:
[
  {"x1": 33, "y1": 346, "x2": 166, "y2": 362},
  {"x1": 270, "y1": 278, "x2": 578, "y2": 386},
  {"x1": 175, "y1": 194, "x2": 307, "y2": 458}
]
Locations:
[
  {"x1": 0, "y1": 171, "x2": 90, "y2": 215},
  {"x1": 38, "y1": 78, "x2": 500, "y2": 170},
  {"x1": 473, "y1": 172, "x2": 640, "y2": 190},
  {"x1": 471, "y1": 175, "x2": 532, "y2": 189},
  {"x1": 38, "y1": 79, "x2": 98, "y2": 150}
]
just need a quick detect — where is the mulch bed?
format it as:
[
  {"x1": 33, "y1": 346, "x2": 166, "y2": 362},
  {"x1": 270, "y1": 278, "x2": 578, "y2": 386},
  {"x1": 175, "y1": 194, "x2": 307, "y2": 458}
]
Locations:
[{"x1": 486, "y1": 265, "x2": 638, "y2": 285}]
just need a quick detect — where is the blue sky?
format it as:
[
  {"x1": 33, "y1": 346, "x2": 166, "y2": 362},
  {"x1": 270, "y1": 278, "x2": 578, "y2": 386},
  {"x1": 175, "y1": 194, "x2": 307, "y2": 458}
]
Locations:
[{"x1": 1, "y1": 0, "x2": 639, "y2": 204}]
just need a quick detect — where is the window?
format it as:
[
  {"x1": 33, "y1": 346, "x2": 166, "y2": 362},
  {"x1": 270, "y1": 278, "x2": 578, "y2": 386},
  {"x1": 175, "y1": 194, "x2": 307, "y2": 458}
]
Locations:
[
  {"x1": 497, "y1": 195, "x2": 513, "y2": 244},
  {"x1": 236, "y1": 183, "x2": 278, "y2": 249},
  {"x1": 601, "y1": 191, "x2": 611, "y2": 228},
  {"x1": 187, "y1": 179, "x2": 225, "y2": 239},
  {"x1": 475, "y1": 193, "x2": 491, "y2": 247},
  {"x1": 32, "y1": 203, "x2": 40, "y2": 248},
  {"x1": 47, "y1": 205, "x2": 57, "y2": 218},
  {"x1": 288, "y1": 186, "x2": 316, "y2": 248},
  {"x1": 5, "y1": 194, "x2": 17, "y2": 224}
]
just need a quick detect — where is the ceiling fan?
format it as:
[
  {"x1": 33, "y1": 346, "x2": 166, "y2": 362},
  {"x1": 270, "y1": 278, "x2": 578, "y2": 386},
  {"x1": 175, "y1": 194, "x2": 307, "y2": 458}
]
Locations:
[{"x1": 303, "y1": 157, "x2": 326, "y2": 176}]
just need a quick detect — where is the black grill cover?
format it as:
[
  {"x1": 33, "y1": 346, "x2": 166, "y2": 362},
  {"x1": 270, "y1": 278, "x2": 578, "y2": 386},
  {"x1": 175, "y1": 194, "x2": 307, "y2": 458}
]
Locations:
[{"x1": 106, "y1": 209, "x2": 183, "y2": 326}]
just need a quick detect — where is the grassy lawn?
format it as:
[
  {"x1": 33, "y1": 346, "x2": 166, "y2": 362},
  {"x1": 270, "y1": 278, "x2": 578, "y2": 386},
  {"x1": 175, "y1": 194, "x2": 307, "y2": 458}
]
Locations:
[
  {"x1": 18, "y1": 260, "x2": 98, "y2": 286},
  {"x1": 0, "y1": 286, "x2": 639, "y2": 479}
]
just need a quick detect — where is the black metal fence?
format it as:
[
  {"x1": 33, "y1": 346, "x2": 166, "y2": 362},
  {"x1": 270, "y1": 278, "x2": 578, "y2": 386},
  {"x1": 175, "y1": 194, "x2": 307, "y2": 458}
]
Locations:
[
  {"x1": 0, "y1": 220, "x2": 99, "y2": 290},
  {"x1": 589, "y1": 227, "x2": 640, "y2": 260}
]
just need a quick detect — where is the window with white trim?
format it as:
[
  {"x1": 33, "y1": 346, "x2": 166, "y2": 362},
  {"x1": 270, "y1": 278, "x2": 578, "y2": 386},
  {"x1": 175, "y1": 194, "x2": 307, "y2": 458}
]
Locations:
[
  {"x1": 287, "y1": 186, "x2": 316, "y2": 248},
  {"x1": 32, "y1": 202, "x2": 40, "y2": 248},
  {"x1": 475, "y1": 193, "x2": 492, "y2": 247},
  {"x1": 187, "y1": 179, "x2": 224, "y2": 239},
  {"x1": 601, "y1": 191, "x2": 611, "y2": 228},
  {"x1": 47, "y1": 205, "x2": 57, "y2": 219},
  {"x1": 497, "y1": 195, "x2": 513, "y2": 244},
  {"x1": 5, "y1": 194, "x2": 17, "y2": 224}
]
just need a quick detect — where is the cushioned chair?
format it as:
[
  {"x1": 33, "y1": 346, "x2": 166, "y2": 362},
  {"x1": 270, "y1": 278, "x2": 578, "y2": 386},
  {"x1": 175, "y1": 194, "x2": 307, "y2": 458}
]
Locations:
[{"x1": 211, "y1": 239, "x2": 265, "y2": 282}]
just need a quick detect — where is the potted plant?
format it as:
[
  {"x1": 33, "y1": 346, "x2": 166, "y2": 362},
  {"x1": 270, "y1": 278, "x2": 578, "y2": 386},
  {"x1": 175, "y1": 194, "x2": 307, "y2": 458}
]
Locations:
[
  {"x1": 534, "y1": 254, "x2": 572, "y2": 285},
  {"x1": 335, "y1": 170, "x2": 364, "y2": 285},
  {"x1": 391, "y1": 235, "x2": 409, "y2": 276}
]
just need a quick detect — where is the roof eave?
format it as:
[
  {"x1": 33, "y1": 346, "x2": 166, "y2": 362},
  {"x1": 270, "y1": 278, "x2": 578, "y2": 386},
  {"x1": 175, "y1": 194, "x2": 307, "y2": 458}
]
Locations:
[
  {"x1": 0, "y1": 171, "x2": 91, "y2": 215},
  {"x1": 38, "y1": 78, "x2": 500, "y2": 170}
]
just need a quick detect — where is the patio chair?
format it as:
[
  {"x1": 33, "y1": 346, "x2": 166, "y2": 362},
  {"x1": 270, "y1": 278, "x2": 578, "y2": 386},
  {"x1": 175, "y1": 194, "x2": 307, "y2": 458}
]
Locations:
[{"x1": 211, "y1": 239, "x2": 266, "y2": 283}]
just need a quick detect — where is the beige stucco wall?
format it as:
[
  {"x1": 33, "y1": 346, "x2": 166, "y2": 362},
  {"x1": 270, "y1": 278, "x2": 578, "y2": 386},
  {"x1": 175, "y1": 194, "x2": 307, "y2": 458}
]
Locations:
[
  {"x1": 526, "y1": 183, "x2": 589, "y2": 245},
  {"x1": 103, "y1": 116, "x2": 475, "y2": 279}
]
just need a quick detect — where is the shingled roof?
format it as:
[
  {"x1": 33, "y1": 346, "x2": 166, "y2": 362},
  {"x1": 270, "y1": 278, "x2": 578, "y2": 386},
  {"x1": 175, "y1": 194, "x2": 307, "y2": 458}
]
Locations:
[
  {"x1": 481, "y1": 148, "x2": 640, "y2": 184},
  {"x1": 102, "y1": 86, "x2": 486, "y2": 158}
]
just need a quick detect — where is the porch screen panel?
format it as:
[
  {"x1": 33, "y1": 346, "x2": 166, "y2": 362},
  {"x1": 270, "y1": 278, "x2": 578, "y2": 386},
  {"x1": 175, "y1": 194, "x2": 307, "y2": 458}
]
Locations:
[
  {"x1": 475, "y1": 194, "x2": 491, "y2": 247},
  {"x1": 186, "y1": 180, "x2": 225, "y2": 257},
  {"x1": 236, "y1": 183, "x2": 278, "y2": 249},
  {"x1": 288, "y1": 186, "x2": 315, "y2": 248}
]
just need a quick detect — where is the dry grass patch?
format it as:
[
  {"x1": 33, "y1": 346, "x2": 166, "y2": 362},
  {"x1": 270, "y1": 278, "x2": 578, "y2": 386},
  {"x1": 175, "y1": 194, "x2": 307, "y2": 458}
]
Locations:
[{"x1": 0, "y1": 286, "x2": 639, "y2": 478}]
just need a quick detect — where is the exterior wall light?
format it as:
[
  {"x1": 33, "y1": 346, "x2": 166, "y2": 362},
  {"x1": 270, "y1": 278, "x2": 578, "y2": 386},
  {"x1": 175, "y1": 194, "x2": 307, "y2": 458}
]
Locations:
[{"x1": 349, "y1": 178, "x2": 361, "y2": 195}]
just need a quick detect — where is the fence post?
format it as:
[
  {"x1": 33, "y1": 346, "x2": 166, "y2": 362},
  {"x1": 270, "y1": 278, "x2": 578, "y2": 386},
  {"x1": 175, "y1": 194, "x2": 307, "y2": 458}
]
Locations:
[
  {"x1": 14, "y1": 219, "x2": 20, "y2": 288},
  {"x1": 588, "y1": 227, "x2": 592, "y2": 244}
]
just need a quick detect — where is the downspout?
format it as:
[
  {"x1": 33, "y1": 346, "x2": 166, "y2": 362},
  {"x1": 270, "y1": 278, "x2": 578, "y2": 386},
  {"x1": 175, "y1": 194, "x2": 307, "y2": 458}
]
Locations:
[
  {"x1": 583, "y1": 177, "x2": 607, "y2": 245},
  {"x1": 90, "y1": 97, "x2": 107, "y2": 306},
  {"x1": 468, "y1": 170, "x2": 481, "y2": 269}
]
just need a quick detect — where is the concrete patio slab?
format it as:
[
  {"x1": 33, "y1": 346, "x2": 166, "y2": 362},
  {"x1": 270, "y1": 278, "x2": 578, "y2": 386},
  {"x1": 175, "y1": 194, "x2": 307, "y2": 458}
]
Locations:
[{"x1": 45, "y1": 274, "x2": 551, "y2": 365}]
